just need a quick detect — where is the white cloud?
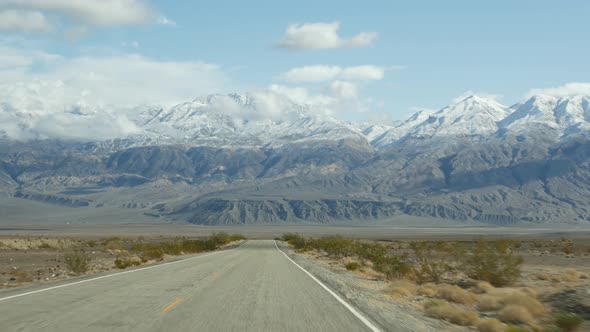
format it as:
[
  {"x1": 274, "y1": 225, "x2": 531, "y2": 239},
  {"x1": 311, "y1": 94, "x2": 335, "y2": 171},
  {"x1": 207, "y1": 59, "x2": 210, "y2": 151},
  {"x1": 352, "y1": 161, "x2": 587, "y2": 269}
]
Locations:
[
  {"x1": 157, "y1": 17, "x2": 176, "y2": 26},
  {"x1": 527, "y1": 82, "x2": 590, "y2": 98},
  {"x1": 329, "y1": 80, "x2": 357, "y2": 99},
  {"x1": 0, "y1": 0, "x2": 155, "y2": 26},
  {"x1": 278, "y1": 22, "x2": 377, "y2": 50},
  {"x1": 0, "y1": 42, "x2": 232, "y2": 140},
  {"x1": 279, "y1": 65, "x2": 389, "y2": 83},
  {"x1": 0, "y1": 9, "x2": 53, "y2": 33}
]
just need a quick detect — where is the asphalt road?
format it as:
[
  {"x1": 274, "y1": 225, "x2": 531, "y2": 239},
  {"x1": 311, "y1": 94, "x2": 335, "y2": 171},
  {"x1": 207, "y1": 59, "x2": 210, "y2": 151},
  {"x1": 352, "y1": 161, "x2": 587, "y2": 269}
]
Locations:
[{"x1": 0, "y1": 240, "x2": 379, "y2": 332}]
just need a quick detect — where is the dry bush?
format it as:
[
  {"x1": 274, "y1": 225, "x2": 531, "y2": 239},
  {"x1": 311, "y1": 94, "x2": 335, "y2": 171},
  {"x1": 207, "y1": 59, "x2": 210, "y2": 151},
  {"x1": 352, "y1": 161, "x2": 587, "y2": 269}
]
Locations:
[
  {"x1": 345, "y1": 261, "x2": 361, "y2": 271},
  {"x1": 473, "y1": 281, "x2": 495, "y2": 294},
  {"x1": 386, "y1": 280, "x2": 417, "y2": 299},
  {"x1": 64, "y1": 249, "x2": 91, "y2": 274},
  {"x1": 562, "y1": 268, "x2": 580, "y2": 282},
  {"x1": 463, "y1": 240, "x2": 523, "y2": 287},
  {"x1": 476, "y1": 318, "x2": 506, "y2": 332},
  {"x1": 424, "y1": 300, "x2": 479, "y2": 326},
  {"x1": 436, "y1": 284, "x2": 477, "y2": 304},
  {"x1": 477, "y1": 295, "x2": 503, "y2": 311},
  {"x1": 518, "y1": 287, "x2": 537, "y2": 298},
  {"x1": 410, "y1": 241, "x2": 459, "y2": 283},
  {"x1": 417, "y1": 283, "x2": 438, "y2": 297},
  {"x1": 492, "y1": 289, "x2": 546, "y2": 317},
  {"x1": 551, "y1": 276, "x2": 562, "y2": 283},
  {"x1": 554, "y1": 312, "x2": 584, "y2": 332},
  {"x1": 580, "y1": 272, "x2": 589, "y2": 279},
  {"x1": 497, "y1": 305, "x2": 534, "y2": 324},
  {"x1": 536, "y1": 273, "x2": 550, "y2": 281}
]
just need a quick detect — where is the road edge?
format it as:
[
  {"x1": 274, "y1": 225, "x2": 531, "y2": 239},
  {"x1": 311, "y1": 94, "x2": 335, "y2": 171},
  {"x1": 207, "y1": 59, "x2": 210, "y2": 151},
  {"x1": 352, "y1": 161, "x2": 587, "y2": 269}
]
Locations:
[
  {"x1": 0, "y1": 240, "x2": 248, "y2": 302},
  {"x1": 274, "y1": 240, "x2": 382, "y2": 332}
]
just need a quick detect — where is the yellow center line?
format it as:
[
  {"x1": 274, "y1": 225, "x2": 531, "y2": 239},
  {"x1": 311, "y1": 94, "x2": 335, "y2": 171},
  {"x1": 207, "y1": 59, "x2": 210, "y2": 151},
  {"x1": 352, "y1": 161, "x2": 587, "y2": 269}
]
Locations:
[{"x1": 161, "y1": 297, "x2": 184, "y2": 314}]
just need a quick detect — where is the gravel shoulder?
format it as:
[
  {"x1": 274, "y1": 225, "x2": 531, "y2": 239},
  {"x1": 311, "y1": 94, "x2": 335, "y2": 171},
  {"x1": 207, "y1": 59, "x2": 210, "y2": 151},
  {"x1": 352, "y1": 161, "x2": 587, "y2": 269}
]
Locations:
[{"x1": 277, "y1": 241, "x2": 467, "y2": 332}]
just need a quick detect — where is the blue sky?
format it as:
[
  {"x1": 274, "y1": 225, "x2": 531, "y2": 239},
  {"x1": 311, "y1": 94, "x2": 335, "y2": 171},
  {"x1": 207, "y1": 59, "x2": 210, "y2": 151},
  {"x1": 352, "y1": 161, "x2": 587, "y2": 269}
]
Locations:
[{"x1": 1, "y1": 0, "x2": 589, "y2": 121}]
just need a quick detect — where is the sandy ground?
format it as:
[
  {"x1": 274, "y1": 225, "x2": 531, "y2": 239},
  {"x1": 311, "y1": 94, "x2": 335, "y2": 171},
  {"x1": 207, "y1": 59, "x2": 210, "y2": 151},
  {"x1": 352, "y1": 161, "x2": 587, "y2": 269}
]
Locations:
[{"x1": 2, "y1": 223, "x2": 590, "y2": 239}]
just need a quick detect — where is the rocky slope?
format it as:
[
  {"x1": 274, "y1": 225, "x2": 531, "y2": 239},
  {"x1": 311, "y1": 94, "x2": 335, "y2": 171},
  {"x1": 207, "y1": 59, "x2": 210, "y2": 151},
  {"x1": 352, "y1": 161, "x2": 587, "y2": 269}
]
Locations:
[{"x1": 2, "y1": 92, "x2": 590, "y2": 225}]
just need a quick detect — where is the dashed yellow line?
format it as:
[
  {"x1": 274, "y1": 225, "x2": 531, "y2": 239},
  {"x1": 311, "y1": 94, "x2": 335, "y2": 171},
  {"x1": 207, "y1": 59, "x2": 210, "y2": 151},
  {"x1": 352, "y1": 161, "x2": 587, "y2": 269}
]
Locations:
[{"x1": 161, "y1": 297, "x2": 184, "y2": 314}]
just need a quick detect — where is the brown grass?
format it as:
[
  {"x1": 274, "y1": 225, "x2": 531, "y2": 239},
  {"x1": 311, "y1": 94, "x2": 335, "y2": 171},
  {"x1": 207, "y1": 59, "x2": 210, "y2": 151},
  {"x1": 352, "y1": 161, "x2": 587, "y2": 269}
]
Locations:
[
  {"x1": 497, "y1": 305, "x2": 534, "y2": 324},
  {"x1": 473, "y1": 281, "x2": 495, "y2": 294},
  {"x1": 436, "y1": 284, "x2": 477, "y2": 304},
  {"x1": 562, "y1": 268, "x2": 579, "y2": 282},
  {"x1": 386, "y1": 280, "x2": 417, "y2": 299},
  {"x1": 535, "y1": 273, "x2": 550, "y2": 281},
  {"x1": 417, "y1": 283, "x2": 438, "y2": 297},
  {"x1": 488, "y1": 289, "x2": 546, "y2": 317},
  {"x1": 424, "y1": 300, "x2": 480, "y2": 326},
  {"x1": 477, "y1": 295, "x2": 503, "y2": 311},
  {"x1": 476, "y1": 318, "x2": 506, "y2": 332}
]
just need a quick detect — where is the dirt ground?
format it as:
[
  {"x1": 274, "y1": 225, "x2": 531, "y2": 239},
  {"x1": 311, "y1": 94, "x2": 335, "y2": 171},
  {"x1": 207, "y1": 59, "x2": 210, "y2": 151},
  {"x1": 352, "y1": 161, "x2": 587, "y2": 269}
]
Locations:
[
  {"x1": 0, "y1": 235, "x2": 241, "y2": 289},
  {"x1": 287, "y1": 236, "x2": 590, "y2": 332}
]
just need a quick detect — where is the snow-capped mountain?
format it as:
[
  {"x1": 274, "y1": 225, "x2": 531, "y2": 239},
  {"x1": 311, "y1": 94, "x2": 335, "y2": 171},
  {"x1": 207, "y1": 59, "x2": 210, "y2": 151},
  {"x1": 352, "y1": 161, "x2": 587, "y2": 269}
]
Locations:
[
  {"x1": 500, "y1": 95, "x2": 590, "y2": 138},
  {"x1": 3, "y1": 85, "x2": 590, "y2": 150},
  {"x1": 406, "y1": 95, "x2": 512, "y2": 139},
  {"x1": 371, "y1": 108, "x2": 434, "y2": 147}
]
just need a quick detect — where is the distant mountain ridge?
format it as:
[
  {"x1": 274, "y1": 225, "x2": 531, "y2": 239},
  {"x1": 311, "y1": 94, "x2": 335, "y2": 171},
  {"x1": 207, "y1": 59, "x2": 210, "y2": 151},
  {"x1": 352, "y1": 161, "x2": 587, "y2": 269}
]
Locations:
[{"x1": 3, "y1": 90, "x2": 590, "y2": 225}]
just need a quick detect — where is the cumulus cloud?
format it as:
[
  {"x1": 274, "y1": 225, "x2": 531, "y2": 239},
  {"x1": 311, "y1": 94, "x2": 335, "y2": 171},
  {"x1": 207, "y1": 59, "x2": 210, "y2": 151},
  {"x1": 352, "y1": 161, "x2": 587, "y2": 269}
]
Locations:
[
  {"x1": 0, "y1": 0, "x2": 172, "y2": 36},
  {"x1": 0, "y1": 44, "x2": 229, "y2": 106},
  {"x1": 329, "y1": 80, "x2": 357, "y2": 99},
  {"x1": 527, "y1": 82, "x2": 590, "y2": 98},
  {"x1": 279, "y1": 65, "x2": 389, "y2": 83},
  {"x1": 0, "y1": 41, "x2": 233, "y2": 140},
  {"x1": 0, "y1": 9, "x2": 52, "y2": 33},
  {"x1": 278, "y1": 22, "x2": 376, "y2": 50}
]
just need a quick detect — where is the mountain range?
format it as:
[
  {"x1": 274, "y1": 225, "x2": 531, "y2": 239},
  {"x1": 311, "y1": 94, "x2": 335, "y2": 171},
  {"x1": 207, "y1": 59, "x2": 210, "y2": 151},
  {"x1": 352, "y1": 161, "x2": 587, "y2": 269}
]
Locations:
[{"x1": 2, "y1": 88, "x2": 590, "y2": 225}]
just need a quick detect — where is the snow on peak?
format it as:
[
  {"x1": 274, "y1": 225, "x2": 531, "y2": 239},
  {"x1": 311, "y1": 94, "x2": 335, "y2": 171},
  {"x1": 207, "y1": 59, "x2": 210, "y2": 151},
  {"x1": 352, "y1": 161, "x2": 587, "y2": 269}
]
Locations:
[{"x1": 407, "y1": 95, "x2": 511, "y2": 138}]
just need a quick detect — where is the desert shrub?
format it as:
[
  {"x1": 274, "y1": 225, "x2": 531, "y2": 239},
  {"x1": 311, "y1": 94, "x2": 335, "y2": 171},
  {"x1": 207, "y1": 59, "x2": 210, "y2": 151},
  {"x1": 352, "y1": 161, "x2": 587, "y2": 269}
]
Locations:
[
  {"x1": 208, "y1": 232, "x2": 230, "y2": 246},
  {"x1": 386, "y1": 279, "x2": 417, "y2": 298},
  {"x1": 462, "y1": 240, "x2": 523, "y2": 287},
  {"x1": 497, "y1": 305, "x2": 534, "y2": 324},
  {"x1": 417, "y1": 283, "x2": 438, "y2": 297},
  {"x1": 86, "y1": 240, "x2": 97, "y2": 248},
  {"x1": 424, "y1": 299, "x2": 479, "y2": 326},
  {"x1": 114, "y1": 257, "x2": 141, "y2": 269},
  {"x1": 181, "y1": 239, "x2": 216, "y2": 253},
  {"x1": 477, "y1": 295, "x2": 503, "y2": 311},
  {"x1": 308, "y1": 236, "x2": 356, "y2": 258},
  {"x1": 473, "y1": 281, "x2": 495, "y2": 294},
  {"x1": 410, "y1": 241, "x2": 459, "y2": 283},
  {"x1": 563, "y1": 268, "x2": 580, "y2": 282},
  {"x1": 554, "y1": 312, "x2": 584, "y2": 332},
  {"x1": 496, "y1": 290, "x2": 545, "y2": 317},
  {"x1": 281, "y1": 233, "x2": 307, "y2": 250},
  {"x1": 64, "y1": 249, "x2": 91, "y2": 274},
  {"x1": 435, "y1": 284, "x2": 477, "y2": 304},
  {"x1": 476, "y1": 318, "x2": 506, "y2": 332},
  {"x1": 345, "y1": 261, "x2": 361, "y2": 271},
  {"x1": 38, "y1": 242, "x2": 52, "y2": 249},
  {"x1": 372, "y1": 253, "x2": 413, "y2": 280},
  {"x1": 354, "y1": 242, "x2": 388, "y2": 262},
  {"x1": 141, "y1": 246, "x2": 165, "y2": 260}
]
